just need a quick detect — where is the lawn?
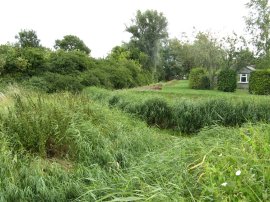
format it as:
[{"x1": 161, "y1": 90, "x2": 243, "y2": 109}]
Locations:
[{"x1": 131, "y1": 80, "x2": 269, "y2": 101}]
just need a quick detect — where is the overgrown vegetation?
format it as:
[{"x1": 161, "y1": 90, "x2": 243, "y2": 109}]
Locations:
[
  {"x1": 0, "y1": 86, "x2": 269, "y2": 201},
  {"x1": 217, "y1": 68, "x2": 237, "y2": 92},
  {"x1": 86, "y1": 86, "x2": 270, "y2": 133},
  {"x1": 249, "y1": 69, "x2": 270, "y2": 95},
  {"x1": 189, "y1": 67, "x2": 210, "y2": 90},
  {"x1": 0, "y1": 1, "x2": 270, "y2": 200}
]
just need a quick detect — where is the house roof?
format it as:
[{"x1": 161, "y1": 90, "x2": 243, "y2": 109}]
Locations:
[{"x1": 246, "y1": 66, "x2": 256, "y2": 71}]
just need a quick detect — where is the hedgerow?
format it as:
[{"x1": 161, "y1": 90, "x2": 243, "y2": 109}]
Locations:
[
  {"x1": 189, "y1": 68, "x2": 210, "y2": 89},
  {"x1": 249, "y1": 69, "x2": 270, "y2": 95},
  {"x1": 217, "y1": 69, "x2": 237, "y2": 92}
]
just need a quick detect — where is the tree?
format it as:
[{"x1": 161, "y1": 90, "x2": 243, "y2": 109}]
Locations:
[
  {"x1": 160, "y1": 39, "x2": 183, "y2": 80},
  {"x1": 222, "y1": 33, "x2": 255, "y2": 70},
  {"x1": 54, "y1": 35, "x2": 91, "y2": 55},
  {"x1": 245, "y1": 0, "x2": 270, "y2": 56},
  {"x1": 126, "y1": 10, "x2": 168, "y2": 73},
  {"x1": 49, "y1": 50, "x2": 92, "y2": 75},
  {"x1": 15, "y1": 29, "x2": 41, "y2": 48},
  {"x1": 191, "y1": 32, "x2": 226, "y2": 87}
]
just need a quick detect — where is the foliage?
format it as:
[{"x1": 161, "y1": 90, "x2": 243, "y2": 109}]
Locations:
[
  {"x1": 54, "y1": 35, "x2": 91, "y2": 55},
  {"x1": 249, "y1": 69, "x2": 270, "y2": 94},
  {"x1": 140, "y1": 98, "x2": 172, "y2": 127},
  {"x1": 42, "y1": 72, "x2": 84, "y2": 93},
  {"x1": 189, "y1": 67, "x2": 210, "y2": 89},
  {"x1": 20, "y1": 47, "x2": 50, "y2": 76},
  {"x1": 0, "y1": 83, "x2": 269, "y2": 200},
  {"x1": 217, "y1": 69, "x2": 237, "y2": 92},
  {"x1": 81, "y1": 71, "x2": 101, "y2": 87},
  {"x1": 245, "y1": 0, "x2": 270, "y2": 56},
  {"x1": 15, "y1": 29, "x2": 41, "y2": 48},
  {"x1": 126, "y1": 10, "x2": 168, "y2": 72},
  {"x1": 87, "y1": 86, "x2": 270, "y2": 134},
  {"x1": 222, "y1": 34, "x2": 255, "y2": 70},
  {"x1": 160, "y1": 38, "x2": 184, "y2": 80},
  {"x1": 49, "y1": 50, "x2": 93, "y2": 75},
  {"x1": 255, "y1": 52, "x2": 270, "y2": 69},
  {"x1": 192, "y1": 32, "x2": 226, "y2": 86}
]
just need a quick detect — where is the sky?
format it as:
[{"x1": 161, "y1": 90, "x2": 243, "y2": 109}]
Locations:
[{"x1": 0, "y1": 0, "x2": 249, "y2": 58}]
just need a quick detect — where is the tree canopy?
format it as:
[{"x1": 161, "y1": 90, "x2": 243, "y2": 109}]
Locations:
[
  {"x1": 245, "y1": 0, "x2": 270, "y2": 56},
  {"x1": 126, "y1": 10, "x2": 168, "y2": 73},
  {"x1": 15, "y1": 29, "x2": 41, "y2": 48},
  {"x1": 54, "y1": 35, "x2": 91, "y2": 55}
]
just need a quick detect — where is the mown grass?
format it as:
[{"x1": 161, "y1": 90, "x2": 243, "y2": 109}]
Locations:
[
  {"x1": 0, "y1": 84, "x2": 269, "y2": 201},
  {"x1": 132, "y1": 80, "x2": 270, "y2": 101}
]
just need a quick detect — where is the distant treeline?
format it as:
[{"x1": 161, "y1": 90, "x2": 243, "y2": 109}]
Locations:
[{"x1": 1, "y1": 5, "x2": 270, "y2": 92}]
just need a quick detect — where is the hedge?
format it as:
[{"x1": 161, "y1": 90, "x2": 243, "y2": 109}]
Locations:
[
  {"x1": 189, "y1": 68, "x2": 210, "y2": 89},
  {"x1": 249, "y1": 69, "x2": 270, "y2": 95},
  {"x1": 217, "y1": 69, "x2": 237, "y2": 92}
]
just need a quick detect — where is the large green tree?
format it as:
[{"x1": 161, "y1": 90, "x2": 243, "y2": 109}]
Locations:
[
  {"x1": 160, "y1": 39, "x2": 184, "y2": 80},
  {"x1": 126, "y1": 10, "x2": 168, "y2": 73},
  {"x1": 15, "y1": 29, "x2": 41, "y2": 48},
  {"x1": 222, "y1": 33, "x2": 255, "y2": 70},
  {"x1": 187, "y1": 32, "x2": 226, "y2": 87},
  {"x1": 245, "y1": 0, "x2": 270, "y2": 56},
  {"x1": 54, "y1": 35, "x2": 91, "y2": 55}
]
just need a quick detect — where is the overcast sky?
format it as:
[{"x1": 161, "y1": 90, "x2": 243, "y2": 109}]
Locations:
[{"x1": 1, "y1": 0, "x2": 249, "y2": 58}]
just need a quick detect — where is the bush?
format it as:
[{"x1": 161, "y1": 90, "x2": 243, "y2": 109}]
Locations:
[
  {"x1": 217, "y1": 69, "x2": 237, "y2": 92},
  {"x1": 189, "y1": 68, "x2": 210, "y2": 89},
  {"x1": 23, "y1": 76, "x2": 49, "y2": 92},
  {"x1": 49, "y1": 50, "x2": 93, "y2": 75},
  {"x1": 42, "y1": 73, "x2": 83, "y2": 93},
  {"x1": 249, "y1": 69, "x2": 270, "y2": 95},
  {"x1": 81, "y1": 71, "x2": 101, "y2": 87}
]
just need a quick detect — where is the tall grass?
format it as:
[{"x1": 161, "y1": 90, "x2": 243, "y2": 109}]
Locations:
[
  {"x1": 0, "y1": 87, "x2": 269, "y2": 200},
  {"x1": 86, "y1": 87, "x2": 270, "y2": 133}
]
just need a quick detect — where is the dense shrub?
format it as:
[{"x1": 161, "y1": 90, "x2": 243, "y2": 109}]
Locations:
[
  {"x1": 42, "y1": 73, "x2": 83, "y2": 93},
  {"x1": 23, "y1": 76, "x2": 49, "y2": 92},
  {"x1": 20, "y1": 47, "x2": 49, "y2": 76},
  {"x1": 0, "y1": 45, "x2": 153, "y2": 92},
  {"x1": 217, "y1": 69, "x2": 237, "y2": 92},
  {"x1": 249, "y1": 69, "x2": 270, "y2": 95},
  {"x1": 189, "y1": 68, "x2": 210, "y2": 89},
  {"x1": 49, "y1": 50, "x2": 93, "y2": 75},
  {"x1": 81, "y1": 71, "x2": 101, "y2": 87}
]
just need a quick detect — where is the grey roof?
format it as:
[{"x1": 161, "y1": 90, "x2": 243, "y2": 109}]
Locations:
[{"x1": 246, "y1": 66, "x2": 256, "y2": 71}]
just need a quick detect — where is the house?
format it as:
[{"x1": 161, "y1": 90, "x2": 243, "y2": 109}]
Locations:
[{"x1": 237, "y1": 66, "x2": 256, "y2": 89}]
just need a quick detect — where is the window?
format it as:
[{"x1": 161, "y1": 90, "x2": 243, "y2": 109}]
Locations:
[{"x1": 239, "y1": 74, "x2": 248, "y2": 83}]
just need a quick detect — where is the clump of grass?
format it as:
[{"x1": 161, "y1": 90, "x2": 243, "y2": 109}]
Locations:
[
  {"x1": 0, "y1": 91, "x2": 170, "y2": 168},
  {"x1": 139, "y1": 98, "x2": 172, "y2": 128}
]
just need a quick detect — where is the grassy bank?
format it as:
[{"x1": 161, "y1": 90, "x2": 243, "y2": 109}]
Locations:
[
  {"x1": 0, "y1": 85, "x2": 269, "y2": 201},
  {"x1": 85, "y1": 83, "x2": 270, "y2": 134}
]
